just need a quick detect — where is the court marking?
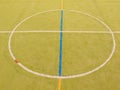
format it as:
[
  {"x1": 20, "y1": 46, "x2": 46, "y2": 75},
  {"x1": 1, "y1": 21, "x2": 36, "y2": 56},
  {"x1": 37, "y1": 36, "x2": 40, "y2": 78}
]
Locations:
[
  {"x1": 58, "y1": 1, "x2": 64, "y2": 90},
  {"x1": 0, "y1": 30, "x2": 120, "y2": 33},
  {"x1": 8, "y1": 9, "x2": 116, "y2": 79},
  {"x1": 58, "y1": 79, "x2": 62, "y2": 90},
  {"x1": 58, "y1": 10, "x2": 64, "y2": 76},
  {"x1": 60, "y1": 0, "x2": 64, "y2": 9}
]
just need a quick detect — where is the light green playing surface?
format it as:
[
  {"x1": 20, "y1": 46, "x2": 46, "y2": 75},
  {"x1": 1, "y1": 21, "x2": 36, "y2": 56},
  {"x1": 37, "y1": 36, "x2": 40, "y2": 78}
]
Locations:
[{"x1": 0, "y1": 0, "x2": 120, "y2": 90}]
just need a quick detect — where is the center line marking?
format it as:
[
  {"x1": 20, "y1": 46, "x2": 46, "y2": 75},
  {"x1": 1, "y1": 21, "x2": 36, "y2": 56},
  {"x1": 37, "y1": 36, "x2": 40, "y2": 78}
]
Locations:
[{"x1": 58, "y1": 10, "x2": 64, "y2": 77}]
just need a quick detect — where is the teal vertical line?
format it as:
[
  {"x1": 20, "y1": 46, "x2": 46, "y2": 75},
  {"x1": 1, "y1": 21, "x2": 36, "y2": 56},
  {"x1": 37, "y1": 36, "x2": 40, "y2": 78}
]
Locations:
[{"x1": 58, "y1": 10, "x2": 64, "y2": 76}]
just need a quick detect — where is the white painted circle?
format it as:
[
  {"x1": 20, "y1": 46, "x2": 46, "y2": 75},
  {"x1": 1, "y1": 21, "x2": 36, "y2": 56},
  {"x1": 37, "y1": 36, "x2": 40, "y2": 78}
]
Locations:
[{"x1": 8, "y1": 9, "x2": 116, "y2": 79}]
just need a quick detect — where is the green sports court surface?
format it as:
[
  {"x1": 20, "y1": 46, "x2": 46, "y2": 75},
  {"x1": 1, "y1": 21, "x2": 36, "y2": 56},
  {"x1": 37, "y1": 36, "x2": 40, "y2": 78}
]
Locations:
[{"x1": 0, "y1": 0, "x2": 120, "y2": 90}]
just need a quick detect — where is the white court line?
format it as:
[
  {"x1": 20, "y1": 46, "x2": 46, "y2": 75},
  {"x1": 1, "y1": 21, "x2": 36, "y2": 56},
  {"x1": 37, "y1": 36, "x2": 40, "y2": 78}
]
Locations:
[
  {"x1": 0, "y1": 30, "x2": 120, "y2": 34},
  {"x1": 7, "y1": 9, "x2": 116, "y2": 79}
]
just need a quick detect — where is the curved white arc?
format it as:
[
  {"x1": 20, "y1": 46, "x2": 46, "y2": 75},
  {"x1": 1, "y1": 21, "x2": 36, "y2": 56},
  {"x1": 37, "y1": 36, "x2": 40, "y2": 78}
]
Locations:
[
  {"x1": 61, "y1": 10, "x2": 116, "y2": 79},
  {"x1": 8, "y1": 9, "x2": 116, "y2": 79},
  {"x1": 8, "y1": 9, "x2": 61, "y2": 61},
  {"x1": 18, "y1": 63, "x2": 61, "y2": 79}
]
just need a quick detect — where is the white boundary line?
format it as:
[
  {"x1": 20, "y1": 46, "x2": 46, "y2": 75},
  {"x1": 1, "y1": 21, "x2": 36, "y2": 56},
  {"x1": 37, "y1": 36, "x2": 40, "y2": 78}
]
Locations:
[
  {"x1": 8, "y1": 9, "x2": 116, "y2": 79},
  {"x1": 1, "y1": 30, "x2": 120, "y2": 33}
]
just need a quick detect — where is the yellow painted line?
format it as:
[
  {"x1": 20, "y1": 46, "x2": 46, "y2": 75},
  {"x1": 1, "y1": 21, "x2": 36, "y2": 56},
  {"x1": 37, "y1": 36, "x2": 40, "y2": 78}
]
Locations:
[
  {"x1": 58, "y1": 79, "x2": 62, "y2": 90},
  {"x1": 58, "y1": 0, "x2": 63, "y2": 90},
  {"x1": 60, "y1": 0, "x2": 64, "y2": 9}
]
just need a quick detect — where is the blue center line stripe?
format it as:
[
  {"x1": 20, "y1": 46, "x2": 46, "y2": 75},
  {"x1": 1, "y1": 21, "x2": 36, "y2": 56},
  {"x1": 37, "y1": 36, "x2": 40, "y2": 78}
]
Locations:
[{"x1": 58, "y1": 10, "x2": 64, "y2": 76}]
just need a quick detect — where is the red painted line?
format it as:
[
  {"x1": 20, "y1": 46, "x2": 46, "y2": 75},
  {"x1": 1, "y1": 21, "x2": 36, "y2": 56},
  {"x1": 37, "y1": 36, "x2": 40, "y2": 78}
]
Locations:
[{"x1": 15, "y1": 59, "x2": 19, "y2": 63}]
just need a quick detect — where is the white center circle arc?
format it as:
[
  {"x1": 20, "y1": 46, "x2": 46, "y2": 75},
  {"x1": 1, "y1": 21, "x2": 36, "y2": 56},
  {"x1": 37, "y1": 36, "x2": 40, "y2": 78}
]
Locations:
[{"x1": 8, "y1": 9, "x2": 116, "y2": 79}]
